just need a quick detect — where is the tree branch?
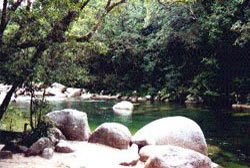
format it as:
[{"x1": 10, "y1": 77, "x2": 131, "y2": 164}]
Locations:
[
  {"x1": 75, "y1": 0, "x2": 126, "y2": 42},
  {"x1": 0, "y1": 0, "x2": 8, "y2": 45},
  {"x1": 0, "y1": 0, "x2": 25, "y2": 46}
]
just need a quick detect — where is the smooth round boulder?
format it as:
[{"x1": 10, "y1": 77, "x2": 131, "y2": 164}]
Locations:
[
  {"x1": 46, "y1": 109, "x2": 91, "y2": 141},
  {"x1": 144, "y1": 145, "x2": 211, "y2": 168},
  {"x1": 112, "y1": 101, "x2": 134, "y2": 116},
  {"x1": 132, "y1": 116, "x2": 208, "y2": 155},
  {"x1": 88, "y1": 122, "x2": 132, "y2": 149}
]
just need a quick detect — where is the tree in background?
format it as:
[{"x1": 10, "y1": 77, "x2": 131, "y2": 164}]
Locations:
[{"x1": 0, "y1": 0, "x2": 127, "y2": 121}]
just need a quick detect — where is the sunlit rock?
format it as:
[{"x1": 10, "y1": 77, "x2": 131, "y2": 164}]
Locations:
[
  {"x1": 143, "y1": 145, "x2": 211, "y2": 168},
  {"x1": 46, "y1": 109, "x2": 91, "y2": 141},
  {"x1": 132, "y1": 116, "x2": 208, "y2": 155},
  {"x1": 89, "y1": 122, "x2": 131, "y2": 149},
  {"x1": 51, "y1": 82, "x2": 67, "y2": 93},
  {"x1": 66, "y1": 88, "x2": 82, "y2": 97}
]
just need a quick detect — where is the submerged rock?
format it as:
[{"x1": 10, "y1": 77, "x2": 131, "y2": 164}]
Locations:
[
  {"x1": 144, "y1": 145, "x2": 211, "y2": 168},
  {"x1": 112, "y1": 101, "x2": 134, "y2": 116},
  {"x1": 89, "y1": 122, "x2": 131, "y2": 149},
  {"x1": 46, "y1": 109, "x2": 91, "y2": 141},
  {"x1": 132, "y1": 116, "x2": 208, "y2": 155}
]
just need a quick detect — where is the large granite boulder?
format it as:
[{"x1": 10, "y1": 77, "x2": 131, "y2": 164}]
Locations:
[
  {"x1": 143, "y1": 145, "x2": 211, "y2": 168},
  {"x1": 46, "y1": 109, "x2": 91, "y2": 141},
  {"x1": 132, "y1": 116, "x2": 208, "y2": 155},
  {"x1": 88, "y1": 122, "x2": 131, "y2": 149},
  {"x1": 112, "y1": 101, "x2": 134, "y2": 116}
]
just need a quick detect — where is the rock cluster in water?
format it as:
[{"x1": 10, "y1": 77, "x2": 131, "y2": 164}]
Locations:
[{"x1": 1, "y1": 109, "x2": 221, "y2": 167}]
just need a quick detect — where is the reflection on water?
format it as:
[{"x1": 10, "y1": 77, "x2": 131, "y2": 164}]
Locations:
[{"x1": 9, "y1": 100, "x2": 250, "y2": 167}]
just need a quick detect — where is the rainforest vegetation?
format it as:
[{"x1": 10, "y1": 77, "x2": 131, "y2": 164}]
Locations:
[{"x1": 0, "y1": 0, "x2": 249, "y2": 120}]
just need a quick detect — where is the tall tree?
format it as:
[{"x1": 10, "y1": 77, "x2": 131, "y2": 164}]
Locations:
[{"x1": 0, "y1": 0, "x2": 126, "y2": 121}]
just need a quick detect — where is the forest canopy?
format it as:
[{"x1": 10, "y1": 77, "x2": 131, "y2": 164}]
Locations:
[{"x1": 0, "y1": 0, "x2": 249, "y2": 117}]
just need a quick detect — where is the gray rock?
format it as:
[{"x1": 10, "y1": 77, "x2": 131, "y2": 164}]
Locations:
[
  {"x1": 89, "y1": 122, "x2": 132, "y2": 149},
  {"x1": 41, "y1": 148, "x2": 54, "y2": 159},
  {"x1": 25, "y1": 137, "x2": 53, "y2": 156},
  {"x1": 46, "y1": 109, "x2": 91, "y2": 141},
  {"x1": 143, "y1": 145, "x2": 211, "y2": 168},
  {"x1": 55, "y1": 140, "x2": 74, "y2": 153},
  {"x1": 132, "y1": 116, "x2": 208, "y2": 156},
  {"x1": 0, "y1": 151, "x2": 13, "y2": 159}
]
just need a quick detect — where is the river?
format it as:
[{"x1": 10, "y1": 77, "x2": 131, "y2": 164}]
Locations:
[{"x1": 2, "y1": 99, "x2": 250, "y2": 167}]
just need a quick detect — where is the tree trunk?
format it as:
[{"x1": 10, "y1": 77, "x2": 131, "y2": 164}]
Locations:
[{"x1": 0, "y1": 82, "x2": 19, "y2": 121}]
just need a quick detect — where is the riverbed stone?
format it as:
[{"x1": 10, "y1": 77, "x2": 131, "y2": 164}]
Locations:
[
  {"x1": 144, "y1": 145, "x2": 211, "y2": 168},
  {"x1": 25, "y1": 137, "x2": 53, "y2": 156},
  {"x1": 112, "y1": 101, "x2": 134, "y2": 116},
  {"x1": 89, "y1": 122, "x2": 132, "y2": 149},
  {"x1": 41, "y1": 147, "x2": 54, "y2": 159},
  {"x1": 55, "y1": 140, "x2": 74, "y2": 153},
  {"x1": 46, "y1": 109, "x2": 91, "y2": 141},
  {"x1": 132, "y1": 116, "x2": 208, "y2": 156}
]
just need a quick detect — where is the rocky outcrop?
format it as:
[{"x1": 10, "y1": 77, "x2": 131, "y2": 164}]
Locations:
[
  {"x1": 46, "y1": 109, "x2": 91, "y2": 141},
  {"x1": 66, "y1": 88, "x2": 82, "y2": 97},
  {"x1": 143, "y1": 145, "x2": 211, "y2": 168},
  {"x1": 55, "y1": 140, "x2": 74, "y2": 153},
  {"x1": 25, "y1": 137, "x2": 53, "y2": 156},
  {"x1": 51, "y1": 82, "x2": 67, "y2": 93},
  {"x1": 89, "y1": 123, "x2": 131, "y2": 149},
  {"x1": 46, "y1": 87, "x2": 67, "y2": 98},
  {"x1": 112, "y1": 101, "x2": 134, "y2": 116},
  {"x1": 132, "y1": 116, "x2": 208, "y2": 155}
]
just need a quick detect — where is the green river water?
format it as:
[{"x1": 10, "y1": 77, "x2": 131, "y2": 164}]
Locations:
[{"x1": 2, "y1": 99, "x2": 250, "y2": 167}]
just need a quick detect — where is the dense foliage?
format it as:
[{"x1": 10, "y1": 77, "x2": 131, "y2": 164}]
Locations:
[{"x1": 0, "y1": 0, "x2": 249, "y2": 113}]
